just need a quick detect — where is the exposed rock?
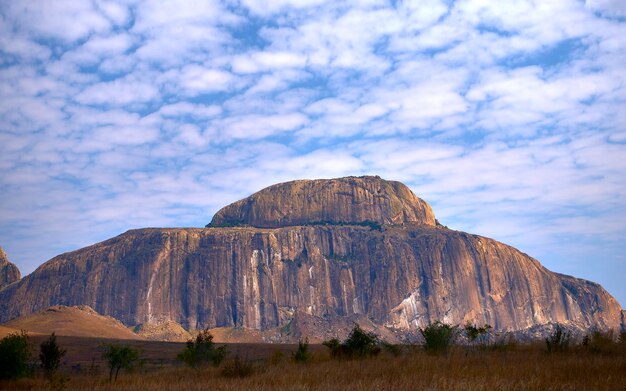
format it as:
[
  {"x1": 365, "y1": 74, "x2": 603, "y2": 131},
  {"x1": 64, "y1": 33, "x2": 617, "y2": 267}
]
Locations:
[
  {"x1": 0, "y1": 176, "x2": 622, "y2": 341},
  {"x1": 0, "y1": 246, "x2": 20, "y2": 289},
  {"x1": 210, "y1": 176, "x2": 436, "y2": 228},
  {"x1": 134, "y1": 319, "x2": 192, "y2": 342}
]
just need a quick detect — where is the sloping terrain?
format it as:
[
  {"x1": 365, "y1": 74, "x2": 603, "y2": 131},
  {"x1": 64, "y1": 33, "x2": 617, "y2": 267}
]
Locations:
[
  {"x1": 0, "y1": 176, "x2": 622, "y2": 341},
  {"x1": 2, "y1": 305, "x2": 143, "y2": 340}
]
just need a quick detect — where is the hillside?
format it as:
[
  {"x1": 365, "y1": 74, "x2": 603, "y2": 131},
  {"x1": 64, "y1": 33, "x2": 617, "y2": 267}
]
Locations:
[{"x1": 2, "y1": 305, "x2": 143, "y2": 340}]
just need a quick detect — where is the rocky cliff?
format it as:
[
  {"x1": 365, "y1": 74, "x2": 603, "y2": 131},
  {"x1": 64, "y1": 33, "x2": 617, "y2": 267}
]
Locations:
[
  {"x1": 0, "y1": 176, "x2": 622, "y2": 339},
  {"x1": 210, "y1": 176, "x2": 436, "y2": 228},
  {"x1": 0, "y1": 246, "x2": 20, "y2": 290}
]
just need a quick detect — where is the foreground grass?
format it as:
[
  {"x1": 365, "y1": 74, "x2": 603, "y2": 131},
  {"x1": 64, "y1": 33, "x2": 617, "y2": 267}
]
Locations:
[{"x1": 1, "y1": 343, "x2": 625, "y2": 390}]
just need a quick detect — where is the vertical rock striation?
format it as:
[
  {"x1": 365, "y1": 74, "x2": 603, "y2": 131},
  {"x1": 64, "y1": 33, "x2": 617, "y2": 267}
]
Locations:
[{"x1": 0, "y1": 176, "x2": 622, "y2": 338}]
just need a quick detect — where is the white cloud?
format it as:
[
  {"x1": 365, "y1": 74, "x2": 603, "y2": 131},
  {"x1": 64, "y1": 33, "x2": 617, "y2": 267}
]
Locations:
[
  {"x1": 3, "y1": 1, "x2": 112, "y2": 42},
  {"x1": 176, "y1": 65, "x2": 236, "y2": 96},
  {"x1": 1, "y1": 0, "x2": 626, "y2": 308},
  {"x1": 76, "y1": 77, "x2": 159, "y2": 106}
]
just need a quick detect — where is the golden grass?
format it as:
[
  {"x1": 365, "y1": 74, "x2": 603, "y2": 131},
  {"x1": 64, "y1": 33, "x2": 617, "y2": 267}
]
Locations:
[{"x1": 1, "y1": 340, "x2": 625, "y2": 390}]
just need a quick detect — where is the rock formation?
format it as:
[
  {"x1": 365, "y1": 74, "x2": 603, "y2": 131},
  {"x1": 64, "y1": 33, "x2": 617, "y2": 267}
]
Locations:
[
  {"x1": 210, "y1": 176, "x2": 436, "y2": 228},
  {"x1": 0, "y1": 176, "x2": 622, "y2": 341},
  {"x1": 0, "y1": 246, "x2": 20, "y2": 290}
]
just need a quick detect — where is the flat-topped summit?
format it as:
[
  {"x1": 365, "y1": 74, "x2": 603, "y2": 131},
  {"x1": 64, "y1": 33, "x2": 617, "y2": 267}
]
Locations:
[{"x1": 209, "y1": 176, "x2": 436, "y2": 228}]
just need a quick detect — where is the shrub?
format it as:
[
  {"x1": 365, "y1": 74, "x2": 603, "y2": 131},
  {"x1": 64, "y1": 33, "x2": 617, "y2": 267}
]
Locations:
[
  {"x1": 177, "y1": 328, "x2": 228, "y2": 368},
  {"x1": 293, "y1": 339, "x2": 311, "y2": 363},
  {"x1": 420, "y1": 321, "x2": 458, "y2": 354},
  {"x1": 269, "y1": 350, "x2": 285, "y2": 365},
  {"x1": 40, "y1": 332, "x2": 66, "y2": 377},
  {"x1": 101, "y1": 344, "x2": 141, "y2": 382},
  {"x1": 464, "y1": 322, "x2": 492, "y2": 345},
  {"x1": 545, "y1": 324, "x2": 571, "y2": 353},
  {"x1": 343, "y1": 324, "x2": 381, "y2": 358},
  {"x1": 584, "y1": 330, "x2": 616, "y2": 353},
  {"x1": 0, "y1": 330, "x2": 32, "y2": 380},
  {"x1": 323, "y1": 324, "x2": 381, "y2": 360},
  {"x1": 322, "y1": 338, "x2": 343, "y2": 359},
  {"x1": 220, "y1": 355, "x2": 254, "y2": 378}
]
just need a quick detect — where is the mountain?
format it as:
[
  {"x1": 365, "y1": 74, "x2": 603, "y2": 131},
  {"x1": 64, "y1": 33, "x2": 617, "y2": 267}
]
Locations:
[
  {"x1": 0, "y1": 246, "x2": 20, "y2": 290},
  {"x1": 0, "y1": 176, "x2": 622, "y2": 341},
  {"x1": 2, "y1": 305, "x2": 142, "y2": 340}
]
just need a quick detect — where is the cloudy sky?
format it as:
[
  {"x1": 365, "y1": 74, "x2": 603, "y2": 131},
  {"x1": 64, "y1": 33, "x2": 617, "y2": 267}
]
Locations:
[{"x1": 1, "y1": 0, "x2": 625, "y2": 306}]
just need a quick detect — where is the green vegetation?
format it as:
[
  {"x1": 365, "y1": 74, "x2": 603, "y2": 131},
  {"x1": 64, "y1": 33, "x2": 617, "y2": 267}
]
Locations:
[
  {"x1": 101, "y1": 343, "x2": 141, "y2": 382},
  {"x1": 40, "y1": 332, "x2": 66, "y2": 376},
  {"x1": 323, "y1": 324, "x2": 381, "y2": 359},
  {"x1": 220, "y1": 355, "x2": 254, "y2": 378},
  {"x1": 545, "y1": 324, "x2": 571, "y2": 353},
  {"x1": 420, "y1": 321, "x2": 459, "y2": 354},
  {"x1": 177, "y1": 328, "x2": 228, "y2": 368},
  {"x1": 292, "y1": 339, "x2": 311, "y2": 363},
  {"x1": 463, "y1": 322, "x2": 492, "y2": 345},
  {"x1": 1, "y1": 330, "x2": 625, "y2": 390},
  {"x1": 0, "y1": 330, "x2": 31, "y2": 380},
  {"x1": 302, "y1": 220, "x2": 383, "y2": 231},
  {"x1": 205, "y1": 220, "x2": 244, "y2": 228},
  {"x1": 207, "y1": 219, "x2": 384, "y2": 231}
]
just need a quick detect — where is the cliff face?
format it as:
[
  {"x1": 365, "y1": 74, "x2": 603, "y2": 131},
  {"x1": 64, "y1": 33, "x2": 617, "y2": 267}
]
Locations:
[
  {"x1": 0, "y1": 246, "x2": 20, "y2": 290},
  {"x1": 0, "y1": 176, "x2": 622, "y2": 338}
]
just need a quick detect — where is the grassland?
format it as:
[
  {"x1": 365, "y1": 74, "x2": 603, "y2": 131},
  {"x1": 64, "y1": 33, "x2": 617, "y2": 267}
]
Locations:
[{"x1": 1, "y1": 335, "x2": 625, "y2": 390}]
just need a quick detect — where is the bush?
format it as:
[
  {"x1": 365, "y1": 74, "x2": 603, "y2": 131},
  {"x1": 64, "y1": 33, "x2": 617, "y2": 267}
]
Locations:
[
  {"x1": 220, "y1": 355, "x2": 254, "y2": 378},
  {"x1": 293, "y1": 339, "x2": 311, "y2": 363},
  {"x1": 545, "y1": 324, "x2": 571, "y2": 353},
  {"x1": 177, "y1": 328, "x2": 228, "y2": 368},
  {"x1": 101, "y1": 344, "x2": 141, "y2": 382},
  {"x1": 464, "y1": 322, "x2": 492, "y2": 345},
  {"x1": 584, "y1": 330, "x2": 616, "y2": 353},
  {"x1": 322, "y1": 338, "x2": 343, "y2": 359},
  {"x1": 40, "y1": 332, "x2": 66, "y2": 377},
  {"x1": 269, "y1": 350, "x2": 285, "y2": 365},
  {"x1": 420, "y1": 321, "x2": 458, "y2": 354},
  {"x1": 323, "y1": 324, "x2": 381, "y2": 360},
  {"x1": 0, "y1": 330, "x2": 32, "y2": 380}
]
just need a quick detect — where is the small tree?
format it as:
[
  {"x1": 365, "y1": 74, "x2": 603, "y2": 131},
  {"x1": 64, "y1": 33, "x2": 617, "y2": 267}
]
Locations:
[
  {"x1": 323, "y1": 324, "x2": 381, "y2": 360},
  {"x1": 177, "y1": 328, "x2": 227, "y2": 368},
  {"x1": 0, "y1": 330, "x2": 32, "y2": 380},
  {"x1": 344, "y1": 324, "x2": 381, "y2": 358},
  {"x1": 293, "y1": 339, "x2": 311, "y2": 363},
  {"x1": 101, "y1": 344, "x2": 140, "y2": 382},
  {"x1": 322, "y1": 338, "x2": 343, "y2": 359},
  {"x1": 40, "y1": 332, "x2": 66, "y2": 377},
  {"x1": 464, "y1": 322, "x2": 492, "y2": 345},
  {"x1": 420, "y1": 321, "x2": 458, "y2": 354},
  {"x1": 545, "y1": 324, "x2": 570, "y2": 353}
]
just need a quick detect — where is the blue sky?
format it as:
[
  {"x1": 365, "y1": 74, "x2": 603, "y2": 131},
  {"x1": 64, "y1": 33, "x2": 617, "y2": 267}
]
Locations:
[{"x1": 1, "y1": 0, "x2": 625, "y2": 307}]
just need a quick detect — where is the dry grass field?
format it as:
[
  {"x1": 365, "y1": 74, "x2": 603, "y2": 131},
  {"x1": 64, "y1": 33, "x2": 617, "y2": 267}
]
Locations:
[{"x1": 1, "y1": 334, "x2": 625, "y2": 391}]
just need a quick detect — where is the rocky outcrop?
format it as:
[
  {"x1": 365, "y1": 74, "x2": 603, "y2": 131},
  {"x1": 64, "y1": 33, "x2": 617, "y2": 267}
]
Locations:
[
  {"x1": 0, "y1": 246, "x2": 20, "y2": 289},
  {"x1": 210, "y1": 176, "x2": 436, "y2": 228},
  {"x1": 0, "y1": 176, "x2": 622, "y2": 340}
]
